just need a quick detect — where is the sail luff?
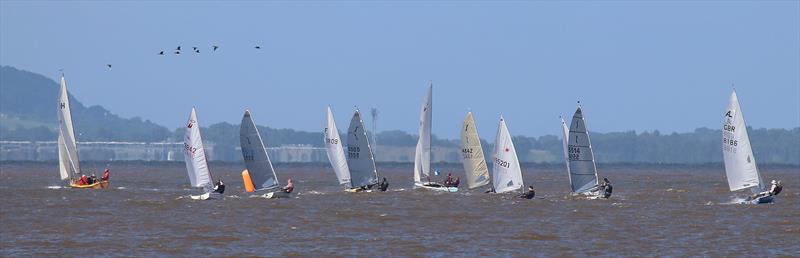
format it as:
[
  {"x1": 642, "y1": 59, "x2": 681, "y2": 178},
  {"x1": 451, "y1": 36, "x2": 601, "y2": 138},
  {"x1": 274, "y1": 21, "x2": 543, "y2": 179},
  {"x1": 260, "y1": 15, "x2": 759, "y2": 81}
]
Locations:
[
  {"x1": 461, "y1": 112, "x2": 490, "y2": 189},
  {"x1": 240, "y1": 110, "x2": 280, "y2": 191},
  {"x1": 324, "y1": 107, "x2": 351, "y2": 186},
  {"x1": 722, "y1": 90, "x2": 762, "y2": 192},
  {"x1": 414, "y1": 84, "x2": 432, "y2": 183}
]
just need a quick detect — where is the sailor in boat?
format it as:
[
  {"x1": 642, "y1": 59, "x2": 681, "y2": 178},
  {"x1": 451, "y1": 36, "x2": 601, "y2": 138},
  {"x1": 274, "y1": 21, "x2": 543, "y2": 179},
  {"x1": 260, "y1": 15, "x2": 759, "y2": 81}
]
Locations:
[
  {"x1": 484, "y1": 186, "x2": 496, "y2": 193},
  {"x1": 88, "y1": 174, "x2": 97, "y2": 185},
  {"x1": 281, "y1": 178, "x2": 294, "y2": 193},
  {"x1": 519, "y1": 186, "x2": 536, "y2": 199},
  {"x1": 444, "y1": 173, "x2": 454, "y2": 186},
  {"x1": 213, "y1": 179, "x2": 225, "y2": 194},
  {"x1": 101, "y1": 169, "x2": 110, "y2": 181},
  {"x1": 750, "y1": 180, "x2": 783, "y2": 200},
  {"x1": 378, "y1": 177, "x2": 389, "y2": 192},
  {"x1": 450, "y1": 177, "x2": 460, "y2": 188},
  {"x1": 600, "y1": 177, "x2": 613, "y2": 198},
  {"x1": 75, "y1": 175, "x2": 89, "y2": 185}
]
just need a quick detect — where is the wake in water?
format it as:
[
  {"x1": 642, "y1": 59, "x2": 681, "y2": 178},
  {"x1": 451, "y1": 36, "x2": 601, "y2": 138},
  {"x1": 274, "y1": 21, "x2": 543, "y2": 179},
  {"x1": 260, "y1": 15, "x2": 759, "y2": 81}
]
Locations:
[
  {"x1": 46, "y1": 185, "x2": 64, "y2": 189},
  {"x1": 720, "y1": 196, "x2": 749, "y2": 205}
]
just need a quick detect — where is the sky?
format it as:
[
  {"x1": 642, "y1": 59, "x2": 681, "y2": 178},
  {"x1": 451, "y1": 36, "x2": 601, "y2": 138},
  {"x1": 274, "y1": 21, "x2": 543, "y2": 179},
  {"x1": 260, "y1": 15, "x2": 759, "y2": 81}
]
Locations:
[{"x1": 1, "y1": 1, "x2": 798, "y2": 139}]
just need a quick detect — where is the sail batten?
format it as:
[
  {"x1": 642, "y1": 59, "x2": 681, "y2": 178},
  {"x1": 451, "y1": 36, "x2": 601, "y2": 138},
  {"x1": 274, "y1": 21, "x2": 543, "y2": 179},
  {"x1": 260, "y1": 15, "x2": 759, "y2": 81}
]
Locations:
[
  {"x1": 324, "y1": 107, "x2": 351, "y2": 186},
  {"x1": 461, "y1": 112, "x2": 490, "y2": 189},
  {"x1": 346, "y1": 109, "x2": 378, "y2": 188},
  {"x1": 413, "y1": 85, "x2": 433, "y2": 183},
  {"x1": 57, "y1": 74, "x2": 80, "y2": 181},
  {"x1": 492, "y1": 116, "x2": 523, "y2": 193},
  {"x1": 566, "y1": 106, "x2": 600, "y2": 193},
  {"x1": 723, "y1": 90, "x2": 762, "y2": 193},
  {"x1": 184, "y1": 108, "x2": 213, "y2": 188},
  {"x1": 240, "y1": 110, "x2": 280, "y2": 191}
]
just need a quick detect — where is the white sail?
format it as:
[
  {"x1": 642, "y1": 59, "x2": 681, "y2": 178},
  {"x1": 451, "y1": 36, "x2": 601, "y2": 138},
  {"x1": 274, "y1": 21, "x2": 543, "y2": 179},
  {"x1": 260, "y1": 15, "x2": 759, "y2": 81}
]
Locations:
[
  {"x1": 560, "y1": 116, "x2": 572, "y2": 189},
  {"x1": 461, "y1": 112, "x2": 490, "y2": 189},
  {"x1": 240, "y1": 110, "x2": 280, "y2": 191},
  {"x1": 346, "y1": 109, "x2": 379, "y2": 188},
  {"x1": 183, "y1": 107, "x2": 213, "y2": 188},
  {"x1": 723, "y1": 90, "x2": 763, "y2": 192},
  {"x1": 324, "y1": 106, "x2": 351, "y2": 186},
  {"x1": 57, "y1": 74, "x2": 80, "y2": 181},
  {"x1": 567, "y1": 106, "x2": 600, "y2": 193},
  {"x1": 492, "y1": 116, "x2": 523, "y2": 193},
  {"x1": 413, "y1": 84, "x2": 433, "y2": 183}
]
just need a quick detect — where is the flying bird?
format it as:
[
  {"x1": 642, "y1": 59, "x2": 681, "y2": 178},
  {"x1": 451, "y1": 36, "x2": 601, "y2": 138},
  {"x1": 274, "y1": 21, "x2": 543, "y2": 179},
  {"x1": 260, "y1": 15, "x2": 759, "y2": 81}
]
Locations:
[
  {"x1": 106, "y1": 64, "x2": 112, "y2": 69},
  {"x1": 194, "y1": 49, "x2": 200, "y2": 53},
  {"x1": 174, "y1": 51, "x2": 180, "y2": 55},
  {"x1": 212, "y1": 45, "x2": 219, "y2": 51},
  {"x1": 254, "y1": 45, "x2": 261, "y2": 49},
  {"x1": 176, "y1": 46, "x2": 181, "y2": 51},
  {"x1": 192, "y1": 46, "x2": 198, "y2": 51},
  {"x1": 158, "y1": 51, "x2": 165, "y2": 55}
]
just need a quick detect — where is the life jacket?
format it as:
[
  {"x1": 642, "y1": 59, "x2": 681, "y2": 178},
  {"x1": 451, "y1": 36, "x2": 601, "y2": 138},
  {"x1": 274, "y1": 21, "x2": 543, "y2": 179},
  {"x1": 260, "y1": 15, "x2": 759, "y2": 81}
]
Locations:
[{"x1": 101, "y1": 171, "x2": 110, "y2": 181}]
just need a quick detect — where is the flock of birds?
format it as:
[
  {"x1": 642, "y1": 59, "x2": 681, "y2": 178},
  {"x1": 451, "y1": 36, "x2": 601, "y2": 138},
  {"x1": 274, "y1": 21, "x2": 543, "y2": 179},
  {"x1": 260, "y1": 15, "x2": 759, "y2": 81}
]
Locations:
[{"x1": 105, "y1": 44, "x2": 262, "y2": 69}]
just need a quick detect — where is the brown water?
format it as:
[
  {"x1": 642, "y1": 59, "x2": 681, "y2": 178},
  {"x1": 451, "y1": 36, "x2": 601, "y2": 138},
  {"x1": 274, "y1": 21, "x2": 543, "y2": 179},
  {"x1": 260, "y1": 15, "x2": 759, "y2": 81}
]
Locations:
[{"x1": 0, "y1": 162, "x2": 797, "y2": 256}]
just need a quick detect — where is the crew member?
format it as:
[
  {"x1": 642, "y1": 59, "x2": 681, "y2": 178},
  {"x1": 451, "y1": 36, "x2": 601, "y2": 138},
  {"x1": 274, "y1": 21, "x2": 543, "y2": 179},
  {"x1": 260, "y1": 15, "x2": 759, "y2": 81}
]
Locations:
[
  {"x1": 213, "y1": 179, "x2": 225, "y2": 194},
  {"x1": 378, "y1": 177, "x2": 389, "y2": 192},
  {"x1": 101, "y1": 169, "x2": 110, "y2": 181},
  {"x1": 520, "y1": 186, "x2": 535, "y2": 199},
  {"x1": 601, "y1": 178, "x2": 613, "y2": 198},
  {"x1": 282, "y1": 178, "x2": 294, "y2": 193}
]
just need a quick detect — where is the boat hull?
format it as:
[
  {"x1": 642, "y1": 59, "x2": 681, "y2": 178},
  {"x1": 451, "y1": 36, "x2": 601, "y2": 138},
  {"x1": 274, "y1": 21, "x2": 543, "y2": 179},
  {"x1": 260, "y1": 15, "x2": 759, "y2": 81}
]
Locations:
[
  {"x1": 752, "y1": 195, "x2": 774, "y2": 204},
  {"x1": 190, "y1": 192, "x2": 222, "y2": 200},
  {"x1": 69, "y1": 180, "x2": 110, "y2": 189},
  {"x1": 261, "y1": 191, "x2": 292, "y2": 199},
  {"x1": 414, "y1": 182, "x2": 458, "y2": 192}
]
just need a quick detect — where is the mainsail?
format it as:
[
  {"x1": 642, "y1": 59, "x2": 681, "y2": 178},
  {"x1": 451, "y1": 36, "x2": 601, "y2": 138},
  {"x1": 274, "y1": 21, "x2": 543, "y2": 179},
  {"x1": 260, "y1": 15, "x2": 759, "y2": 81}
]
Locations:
[
  {"x1": 346, "y1": 109, "x2": 378, "y2": 188},
  {"x1": 57, "y1": 74, "x2": 80, "y2": 181},
  {"x1": 461, "y1": 112, "x2": 490, "y2": 189},
  {"x1": 324, "y1": 106, "x2": 351, "y2": 186},
  {"x1": 492, "y1": 116, "x2": 523, "y2": 193},
  {"x1": 240, "y1": 110, "x2": 280, "y2": 191},
  {"x1": 413, "y1": 84, "x2": 432, "y2": 183},
  {"x1": 566, "y1": 106, "x2": 600, "y2": 193},
  {"x1": 722, "y1": 90, "x2": 763, "y2": 192},
  {"x1": 560, "y1": 116, "x2": 572, "y2": 189},
  {"x1": 183, "y1": 107, "x2": 213, "y2": 188}
]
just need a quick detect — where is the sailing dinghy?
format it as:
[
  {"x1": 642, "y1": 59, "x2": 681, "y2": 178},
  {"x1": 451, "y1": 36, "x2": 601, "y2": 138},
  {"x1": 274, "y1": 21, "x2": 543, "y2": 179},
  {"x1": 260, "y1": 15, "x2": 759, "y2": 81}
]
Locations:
[
  {"x1": 562, "y1": 105, "x2": 605, "y2": 198},
  {"x1": 184, "y1": 107, "x2": 220, "y2": 200},
  {"x1": 722, "y1": 90, "x2": 774, "y2": 204},
  {"x1": 491, "y1": 116, "x2": 524, "y2": 194},
  {"x1": 58, "y1": 74, "x2": 109, "y2": 189},
  {"x1": 461, "y1": 112, "x2": 491, "y2": 190},
  {"x1": 345, "y1": 108, "x2": 383, "y2": 192},
  {"x1": 324, "y1": 106, "x2": 353, "y2": 189},
  {"x1": 239, "y1": 110, "x2": 291, "y2": 199},
  {"x1": 413, "y1": 84, "x2": 457, "y2": 192}
]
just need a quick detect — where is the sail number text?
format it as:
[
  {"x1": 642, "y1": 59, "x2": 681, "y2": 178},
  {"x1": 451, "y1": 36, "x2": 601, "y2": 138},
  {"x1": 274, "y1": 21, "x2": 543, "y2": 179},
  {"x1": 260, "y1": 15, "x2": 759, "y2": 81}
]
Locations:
[
  {"x1": 348, "y1": 145, "x2": 360, "y2": 159},
  {"x1": 494, "y1": 157, "x2": 510, "y2": 168}
]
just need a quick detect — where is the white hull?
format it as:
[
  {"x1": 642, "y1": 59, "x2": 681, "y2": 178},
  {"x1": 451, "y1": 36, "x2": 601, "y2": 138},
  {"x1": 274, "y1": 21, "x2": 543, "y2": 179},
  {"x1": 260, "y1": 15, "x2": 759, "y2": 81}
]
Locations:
[
  {"x1": 190, "y1": 192, "x2": 221, "y2": 200},
  {"x1": 414, "y1": 182, "x2": 458, "y2": 192}
]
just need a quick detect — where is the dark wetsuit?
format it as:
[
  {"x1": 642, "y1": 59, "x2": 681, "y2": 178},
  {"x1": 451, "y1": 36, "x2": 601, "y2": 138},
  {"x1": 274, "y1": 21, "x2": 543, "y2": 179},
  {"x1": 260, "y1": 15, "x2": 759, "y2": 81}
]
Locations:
[
  {"x1": 379, "y1": 180, "x2": 389, "y2": 192},
  {"x1": 213, "y1": 183, "x2": 225, "y2": 194},
  {"x1": 772, "y1": 185, "x2": 782, "y2": 196},
  {"x1": 521, "y1": 189, "x2": 535, "y2": 199},
  {"x1": 602, "y1": 184, "x2": 613, "y2": 198}
]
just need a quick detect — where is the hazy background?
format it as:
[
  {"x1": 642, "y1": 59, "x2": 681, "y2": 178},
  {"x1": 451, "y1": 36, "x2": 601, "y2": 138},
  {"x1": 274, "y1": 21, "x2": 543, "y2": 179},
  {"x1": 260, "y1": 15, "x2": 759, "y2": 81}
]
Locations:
[{"x1": 1, "y1": 1, "x2": 798, "y2": 138}]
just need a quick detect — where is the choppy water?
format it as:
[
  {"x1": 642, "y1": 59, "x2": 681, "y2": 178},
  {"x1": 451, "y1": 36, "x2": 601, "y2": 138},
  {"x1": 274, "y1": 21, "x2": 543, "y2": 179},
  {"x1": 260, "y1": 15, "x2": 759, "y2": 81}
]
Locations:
[{"x1": 0, "y1": 162, "x2": 797, "y2": 256}]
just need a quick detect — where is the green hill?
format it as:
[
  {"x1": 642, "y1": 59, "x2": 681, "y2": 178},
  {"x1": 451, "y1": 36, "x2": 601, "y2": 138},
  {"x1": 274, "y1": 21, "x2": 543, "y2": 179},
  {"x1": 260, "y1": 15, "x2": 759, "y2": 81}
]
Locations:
[{"x1": 0, "y1": 66, "x2": 171, "y2": 141}]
